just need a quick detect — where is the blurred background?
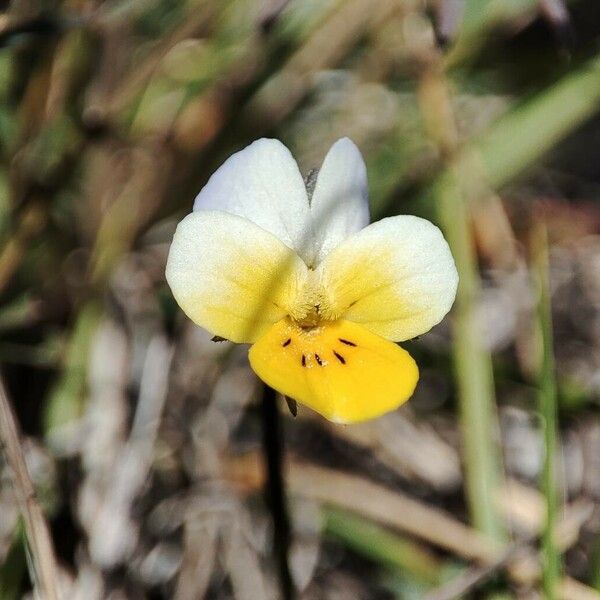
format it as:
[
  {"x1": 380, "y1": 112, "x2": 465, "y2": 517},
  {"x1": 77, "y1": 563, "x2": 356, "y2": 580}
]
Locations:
[{"x1": 1, "y1": 0, "x2": 600, "y2": 598}]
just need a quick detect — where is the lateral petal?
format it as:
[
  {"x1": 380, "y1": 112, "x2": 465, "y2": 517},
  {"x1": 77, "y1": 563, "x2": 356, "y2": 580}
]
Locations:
[
  {"x1": 318, "y1": 215, "x2": 458, "y2": 341},
  {"x1": 166, "y1": 211, "x2": 308, "y2": 343}
]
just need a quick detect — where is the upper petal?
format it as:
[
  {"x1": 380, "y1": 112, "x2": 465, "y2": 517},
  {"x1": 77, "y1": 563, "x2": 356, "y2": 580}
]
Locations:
[
  {"x1": 318, "y1": 215, "x2": 458, "y2": 341},
  {"x1": 193, "y1": 138, "x2": 314, "y2": 262},
  {"x1": 166, "y1": 210, "x2": 308, "y2": 343},
  {"x1": 310, "y1": 138, "x2": 370, "y2": 265}
]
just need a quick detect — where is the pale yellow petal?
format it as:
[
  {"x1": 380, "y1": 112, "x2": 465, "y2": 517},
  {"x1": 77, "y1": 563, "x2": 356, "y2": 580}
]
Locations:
[
  {"x1": 249, "y1": 318, "x2": 418, "y2": 424},
  {"x1": 166, "y1": 211, "x2": 308, "y2": 343},
  {"x1": 318, "y1": 215, "x2": 458, "y2": 341}
]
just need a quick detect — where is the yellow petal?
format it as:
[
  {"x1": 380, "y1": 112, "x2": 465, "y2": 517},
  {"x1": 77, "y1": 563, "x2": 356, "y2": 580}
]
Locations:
[
  {"x1": 248, "y1": 318, "x2": 418, "y2": 423},
  {"x1": 166, "y1": 210, "x2": 308, "y2": 343}
]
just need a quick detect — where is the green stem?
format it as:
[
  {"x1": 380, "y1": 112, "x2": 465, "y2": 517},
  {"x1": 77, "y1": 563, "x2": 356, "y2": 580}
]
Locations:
[
  {"x1": 417, "y1": 65, "x2": 505, "y2": 542},
  {"x1": 477, "y1": 53, "x2": 600, "y2": 189},
  {"x1": 436, "y1": 169, "x2": 504, "y2": 542},
  {"x1": 532, "y1": 224, "x2": 561, "y2": 598},
  {"x1": 323, "y1": 507, "x2": 442, "y2": 585}
]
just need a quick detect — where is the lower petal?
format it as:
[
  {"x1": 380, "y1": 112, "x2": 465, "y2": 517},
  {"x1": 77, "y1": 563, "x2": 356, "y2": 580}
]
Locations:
[{"x1": 248, "y1": 318, "x2": 418, "y2": 424}]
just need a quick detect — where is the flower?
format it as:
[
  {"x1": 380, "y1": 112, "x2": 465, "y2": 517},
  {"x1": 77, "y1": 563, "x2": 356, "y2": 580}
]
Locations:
[{"x1": 166, "y1": 138, "x2": 458, "y2": 423}]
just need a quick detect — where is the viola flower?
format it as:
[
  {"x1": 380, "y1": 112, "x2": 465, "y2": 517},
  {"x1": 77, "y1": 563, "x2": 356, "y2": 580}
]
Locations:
[{"x1": 166, "y1": 138, "x2": 458, "y2": 423}]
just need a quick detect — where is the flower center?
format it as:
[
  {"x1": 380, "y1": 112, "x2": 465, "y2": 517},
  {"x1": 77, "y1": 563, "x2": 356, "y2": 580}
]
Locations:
[
  {"x1": 272, "y1": 317, "x2": 359, "y2": 371},
  {"x1": 295, "y1": 305, "x2": 322, "y2": 328},
  {"x1": 287, "y1": 270, "x2": 339, "y2": 328}
]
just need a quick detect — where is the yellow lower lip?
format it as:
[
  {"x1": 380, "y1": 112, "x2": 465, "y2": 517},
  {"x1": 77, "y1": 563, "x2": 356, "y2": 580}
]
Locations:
[{"x1": 248, "y1": 317, "x2": 419, "y2": 424}]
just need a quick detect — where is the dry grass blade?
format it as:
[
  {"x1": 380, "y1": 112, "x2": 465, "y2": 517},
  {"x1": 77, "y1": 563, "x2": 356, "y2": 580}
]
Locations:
[
  {"x1": 226, "y1": 453, "x2": 502, "y2": 563},
  {"x1": 174, "y1": 520, "x2": 219, "y2": 600},
  {"x1": 289, "y1": 462, "x2": 502, "y2": 562},
  {"x1": 87, "y1": 334, "x2": 174, "y2": 567},
  {"x1": 0, "y1": 377, "x2": 60, "y2": 600},
  {"x1": 228, "y1": 453, "x2": 597, "y2": 598},
  {"x1": 327, "y1": 412, "x2": 461, "y2": 492},
  {"x1": 559, "y1": 578, "x2": 600, "y2": 600},
  {"x1": 425, "y1": 555, "x2": 600, "y2": 600},
  {"x1": 424, "y1": 499, "x2": 595, "y2": 600}
]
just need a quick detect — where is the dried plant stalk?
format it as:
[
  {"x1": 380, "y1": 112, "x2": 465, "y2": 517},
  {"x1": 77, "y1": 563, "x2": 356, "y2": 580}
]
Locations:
[{"x1": 0, "y1": 377, "x2": 60, "y2": 600}]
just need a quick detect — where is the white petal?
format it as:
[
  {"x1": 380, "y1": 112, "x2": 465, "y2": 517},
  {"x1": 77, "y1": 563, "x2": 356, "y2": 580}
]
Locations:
[
  {"x1": 193, "y1": 138, "x2": 314, "y2": 261},
  {"x1": 310, "y1": 138, "x2": 370, "y2": 264},
  {"x1": 318, "y1": 215, "x2": 458, "y2": 341},
  {"x1": 166, "y1": 210, "x2": 308, "y2": 343}
]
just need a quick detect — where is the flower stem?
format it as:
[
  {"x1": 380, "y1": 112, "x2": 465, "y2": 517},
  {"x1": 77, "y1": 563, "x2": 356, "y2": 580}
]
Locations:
[{"x1": 260, "y1": 385, "x2": 294, "y2": 600}]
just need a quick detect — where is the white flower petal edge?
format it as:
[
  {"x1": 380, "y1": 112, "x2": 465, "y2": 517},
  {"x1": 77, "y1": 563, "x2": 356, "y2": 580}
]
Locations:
[
  {"x1": 318, "y1": 215, "x2": 458, "y2": 341},
  {"x1": 310, "y1": 138, "x2": 370, "y2": 265},
  {"x1": 166, "y1": 210, "x2": 308, "y2": 344},
  {"x1": 193, "y1": 138, "x2": 314, "y2": 262}
]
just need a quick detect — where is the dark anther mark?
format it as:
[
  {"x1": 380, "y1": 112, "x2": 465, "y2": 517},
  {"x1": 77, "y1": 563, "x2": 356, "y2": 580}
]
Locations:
[
  {"x1": 301, "y1": 354, "x2": 306, "y2": 367},
  {"x1": 339, "y1": 338, "x2": 357, "y2": 347},
  {"x1": 315, "y1": 354, "x2": 323, "y2": 366},
  {"x1": 282, "y1": 338, "x2": 291, "y2": 347},
  {"x1": 333, "y1": 351, "x2": 346, "y2": 364}
]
